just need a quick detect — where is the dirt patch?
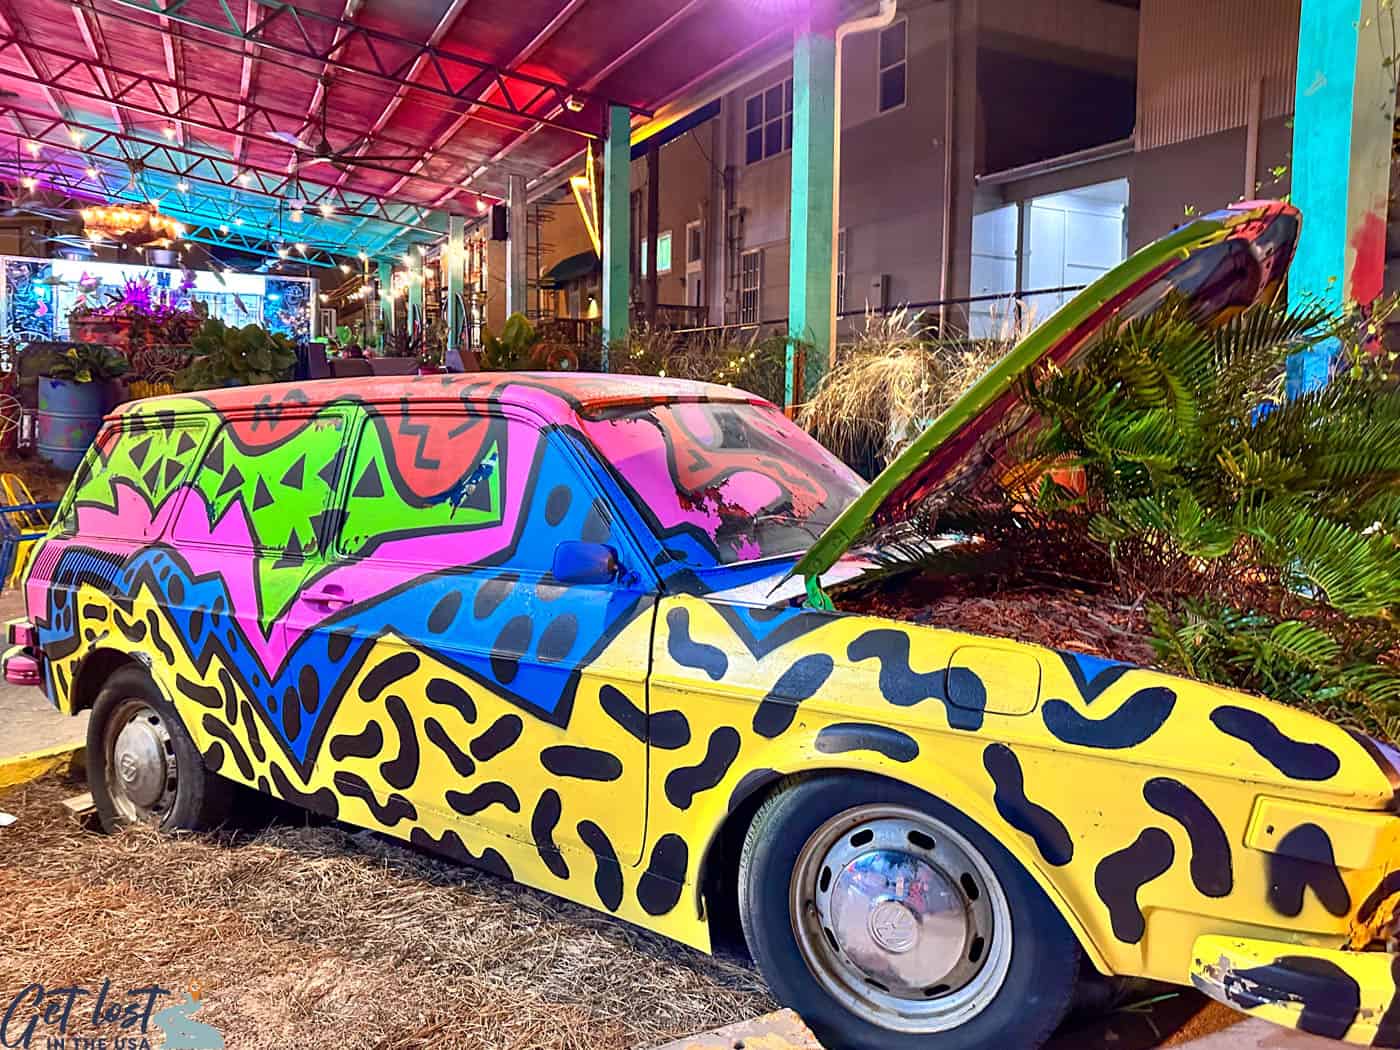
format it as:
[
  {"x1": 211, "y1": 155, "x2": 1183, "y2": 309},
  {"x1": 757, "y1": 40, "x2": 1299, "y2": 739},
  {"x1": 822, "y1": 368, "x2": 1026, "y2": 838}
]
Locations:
[
  {"x1": 0, "y1": 776, "x2": 773, "y2": 1050},
  {"x1": 0, "y1": 450, "x2": 72, "y2": 505}
]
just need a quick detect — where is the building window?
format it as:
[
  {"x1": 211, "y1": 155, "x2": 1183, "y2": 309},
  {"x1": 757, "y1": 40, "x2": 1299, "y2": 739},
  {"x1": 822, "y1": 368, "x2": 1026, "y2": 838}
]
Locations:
[
  {"x1": 836, "y1": 229, "x2": 847, "y2": 314},
  {"x1": 740, "y1": 249, "x2": 762, "y2": 324},
  {"x1": 686, "y1": 221, "x2": 703, "y2": 265},
  {"x1": 657, "y1": 231, "x2": 672, "y2": 274},
  {"x1": 878, "y1": 19, "x2": 907, "y2": 113},
  {"x1": 745, "y1": 78, "x2": 794, "y2": 164}
]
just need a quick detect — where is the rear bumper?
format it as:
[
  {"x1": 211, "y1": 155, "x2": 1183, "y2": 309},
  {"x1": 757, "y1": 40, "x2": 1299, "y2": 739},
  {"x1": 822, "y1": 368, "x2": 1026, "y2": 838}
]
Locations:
[
  {"x1": 1191, "y1": 934, "x2": 1400, "y2": 1046},
  {"x1": 2, "y1": 644, "x2": 42, "y2": 687}
]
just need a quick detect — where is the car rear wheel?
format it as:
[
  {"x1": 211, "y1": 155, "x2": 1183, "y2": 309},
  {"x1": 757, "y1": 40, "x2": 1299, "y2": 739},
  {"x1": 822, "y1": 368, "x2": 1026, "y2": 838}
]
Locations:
[
  {"x1": 738, "y1": 774, "x2": 1080, "y2": 1050},
  {"x1": 87, "y1": 666, "x2": 233, "y2": 833}
]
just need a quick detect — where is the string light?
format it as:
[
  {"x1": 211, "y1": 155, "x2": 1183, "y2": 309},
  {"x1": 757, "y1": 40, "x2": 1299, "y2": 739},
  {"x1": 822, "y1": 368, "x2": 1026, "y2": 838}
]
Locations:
[
  {"x1": 237, "y1": 171, "x2": 251, "y2": 185},
  {"x1": 24, "y1": 141, "x2": 40, "y2": 157},
  {"x1": 219, "y1": 224, "x2": 230, "y2": 234},
  {"x1": 318, "y1": 202, "x2": 334, "y2": 217},
  {"x1": 176, "y1": 180, "x2": 190, "y2": 192},
  {"x1": 295, "y1": 242, "x2": 307, "y2": 253},
  {"x1": 20, "y1": 176, "x2": 36, "y2": 189},
  {"x1": 85, "y1": 166, "x2": 99, "y2": 179},
  {"x1": 162, "y1": 124, "x2": 178, "y2": 140}
]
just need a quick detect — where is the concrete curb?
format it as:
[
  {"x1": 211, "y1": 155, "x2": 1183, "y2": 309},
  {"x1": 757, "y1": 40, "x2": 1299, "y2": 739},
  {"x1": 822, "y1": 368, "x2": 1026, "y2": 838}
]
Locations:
[
  {"x1": 0, "y1": 742, "x2": 84, "y2": 790},
  {"x1": 652, "y1": 1010, "x2": 822, "y2": 1049}
]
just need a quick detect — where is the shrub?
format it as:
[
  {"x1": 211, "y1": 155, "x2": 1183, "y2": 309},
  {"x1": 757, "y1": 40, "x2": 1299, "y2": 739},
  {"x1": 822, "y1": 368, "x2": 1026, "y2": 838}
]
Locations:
[
  {"x1": 898, "y1": 298, "x2": 1400, "y2": 736},
  {"x1": 43, "y1": 343, "x2": 130, "y2": 383},
  {"x1": 176, "y1": 320, "x2": 297, "y2": 390}
]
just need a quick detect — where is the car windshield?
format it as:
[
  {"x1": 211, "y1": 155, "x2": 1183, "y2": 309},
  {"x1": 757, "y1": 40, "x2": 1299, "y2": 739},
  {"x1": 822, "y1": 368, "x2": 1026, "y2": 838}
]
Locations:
[{"x1": 580, "y1": 399, "x2": 866, "y2": 566}]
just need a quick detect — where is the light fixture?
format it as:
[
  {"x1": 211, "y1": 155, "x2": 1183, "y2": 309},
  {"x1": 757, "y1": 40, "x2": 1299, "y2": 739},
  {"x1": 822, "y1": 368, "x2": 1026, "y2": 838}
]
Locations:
[
  {"x1": 162, "y1": 124, "x2": 177, "y2": 140},
  {"x1": 318, "y1": 292, "x2": 328, "y2": 302},
  {"x1": 24, "y1": 140, "x2": 40, "y2": 157},
  {"x1": 276, "y1": 245, "x2": 288, "y2": 258},
  {"x1": 85, "y1": 166, "x2": 98, "y2": 179},
  {"x1": 290, "y1": 208, "x2": 304, "y2": 223},
  {"x1": 237, "y1": 171, "x2": 251, "y2": 185},
  {"x1": 20, "y1": 176, "x2": 36, "y2": 190},
  {"x1": 176, "y1": 179, "x2": 190, "y2": 192},
  {"x1": 67, "y1": 127, "x2": 83, "y2": 144},
  {"x1": 564, "y1": 95, "x2": 584, "y2": 113},
  {"x1": 476, "y1": 199, "x2": 487, "y2": 213},
  {"x1": 234, "y1": 217, "x2": 244, "y2": 226},
  {"x1": 81, "y1": 202, "x2": 181, "y2": 243},
  {"x1": 338, "y1": 263, "x2": 351, "y2": 273},
  {"x1": 318, "y1": 202, "x2": 334, "y2": 217},
  {"x1": 357, "y1": 250, "x2": 368, "y2": 261},
  {"x1": 219, "y1": 224, "x2": 229, "y2": 234},
  {"x1": 295, "y1": 242, "x2": 307, "y2": 253}
]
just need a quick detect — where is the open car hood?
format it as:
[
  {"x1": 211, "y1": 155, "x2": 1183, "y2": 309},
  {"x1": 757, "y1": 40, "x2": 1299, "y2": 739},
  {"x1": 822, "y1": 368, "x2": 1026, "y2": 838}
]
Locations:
[{"x1": 794, "y1": 199, "x2": 1302, "y2": 586}]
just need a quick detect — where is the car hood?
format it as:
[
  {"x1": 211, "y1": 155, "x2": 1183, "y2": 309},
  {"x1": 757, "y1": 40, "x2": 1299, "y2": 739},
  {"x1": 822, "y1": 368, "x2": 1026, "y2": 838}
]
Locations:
[{"x1": 794, "y1": 199, "x2": 1301, "y2": 584}]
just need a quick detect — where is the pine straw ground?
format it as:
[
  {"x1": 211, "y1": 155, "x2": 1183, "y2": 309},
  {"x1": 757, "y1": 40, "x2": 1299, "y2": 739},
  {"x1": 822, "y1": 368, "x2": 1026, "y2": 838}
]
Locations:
[{"x1": 0, "y1": 775, "x2": 772, "y2": 1050}]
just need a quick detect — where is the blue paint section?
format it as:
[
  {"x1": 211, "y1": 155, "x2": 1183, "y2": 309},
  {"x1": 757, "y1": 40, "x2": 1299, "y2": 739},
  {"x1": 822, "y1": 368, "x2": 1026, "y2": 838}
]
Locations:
[
  {"x1": 1287, "y1": 0, "x2": 1362, "y2": 395},
  {"x1": 38, "y1": 438, "x2": 650, "y2": 768}
]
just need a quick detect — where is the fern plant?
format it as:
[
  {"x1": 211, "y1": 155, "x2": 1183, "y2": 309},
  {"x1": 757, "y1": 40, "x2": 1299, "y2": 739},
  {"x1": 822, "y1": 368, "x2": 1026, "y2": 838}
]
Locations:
[{"x1": 927, "y1": 298, "x2": 1400, "y2": 735}]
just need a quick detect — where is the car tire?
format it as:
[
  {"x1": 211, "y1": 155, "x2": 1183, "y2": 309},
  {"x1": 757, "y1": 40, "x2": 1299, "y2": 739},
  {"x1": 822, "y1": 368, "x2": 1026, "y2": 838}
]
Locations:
[
  {"x1": 87, "y1": 666, "x2": 234, "y2": 833},
  {"x1": 738, "y1": 773, "x2": 1081, "y2": 1050}
]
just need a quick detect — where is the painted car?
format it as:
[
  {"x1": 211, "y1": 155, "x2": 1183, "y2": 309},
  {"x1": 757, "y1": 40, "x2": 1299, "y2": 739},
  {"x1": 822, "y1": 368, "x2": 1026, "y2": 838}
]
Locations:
[{"x1": 7, "y1": 201, "x2": 1400, "y2": 1050}]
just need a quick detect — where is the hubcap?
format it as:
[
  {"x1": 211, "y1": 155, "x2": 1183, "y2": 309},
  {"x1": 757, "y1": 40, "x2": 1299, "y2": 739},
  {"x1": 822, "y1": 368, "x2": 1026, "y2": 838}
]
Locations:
[
  {"x1": 103, "y1": 699, "x2": 177, "y2": 823},
  {"x1": 790, "y1": 805, "x2": 1013, "y2": 1033}
]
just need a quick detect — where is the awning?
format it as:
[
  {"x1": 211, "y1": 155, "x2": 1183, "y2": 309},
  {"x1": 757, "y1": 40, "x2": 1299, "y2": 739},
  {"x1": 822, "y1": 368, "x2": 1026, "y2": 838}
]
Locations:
[{"x1": 541, "y1": 250, "x2": 602, "y2": 289}]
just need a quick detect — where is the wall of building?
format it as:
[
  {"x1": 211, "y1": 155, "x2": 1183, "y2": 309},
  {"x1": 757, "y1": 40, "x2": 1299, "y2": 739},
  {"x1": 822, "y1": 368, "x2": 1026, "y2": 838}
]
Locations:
[{"x1": 630, "y1": 127, "x2": 716, "y2": 309}]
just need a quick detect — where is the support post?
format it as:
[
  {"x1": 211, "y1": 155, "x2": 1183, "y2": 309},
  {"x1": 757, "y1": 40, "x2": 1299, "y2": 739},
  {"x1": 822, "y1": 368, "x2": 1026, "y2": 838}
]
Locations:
[
  {"x1": 407, "y1": 248, "x2": 425, "y2": 345},
  {"x1": 506, "y1": 172, "x2": 528, "y2": 318},
  {"x1": 645, "y1": 139, "x2": 660, "y2": 326},
  {"x1": 601, "y1": 104, "x2": 633, "y2": 366},
  {"x1": 378, "y1": 259, "x2": 395, "y2": 346},
  {"x1": 446, "y1": 214, "x2": 466, "y2": 369},
  {"x1": 1287, "y1": 0, "x2": 1396, "y2": 395},
  {"x1": 787, "y1": 23, "x2": 837, "y2": 408}
]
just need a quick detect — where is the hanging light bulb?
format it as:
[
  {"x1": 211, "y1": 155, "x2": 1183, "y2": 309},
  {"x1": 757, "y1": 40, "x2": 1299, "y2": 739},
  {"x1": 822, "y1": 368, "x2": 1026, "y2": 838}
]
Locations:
[
  {"x1": 357, "y1": 250, "x2": 368, "y2": 261},
  {"x1": 176, "y1": 179, "x2": 190, "y2": 192},
  {"x1": 85, "y1": 166, "x2": 99, "y2": 179},
  {"x1": 318, "y1": 202, "x2": 334, "y2": 217},
  {"x1": 237, "y1": 171, "x2": 251, "y2": 185},
  {"x1": 20, "y1": 176, "x2": 36, "y2": 190},
  {"x1": 162, "y1": 124, "x2": 178, "y2": 140},
  {"x1": 219, "y1": 224, "x2": 229, "y2": 234}
]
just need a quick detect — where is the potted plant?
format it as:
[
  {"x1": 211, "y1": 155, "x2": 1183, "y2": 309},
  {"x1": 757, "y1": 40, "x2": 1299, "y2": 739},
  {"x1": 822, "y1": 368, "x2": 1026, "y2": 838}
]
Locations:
[
  {"x1": 36, "y1": 343, "x2": 130, "y2": 470},
  {"x1": 175, "y1": 319, "x2": 298, "y2": 391}
]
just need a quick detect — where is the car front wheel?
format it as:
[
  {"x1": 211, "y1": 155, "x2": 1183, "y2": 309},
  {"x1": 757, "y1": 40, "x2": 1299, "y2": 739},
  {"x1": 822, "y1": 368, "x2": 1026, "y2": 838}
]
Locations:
[{"x1": 738, "y1": 774, "x2": 1080, "y2": 1050}]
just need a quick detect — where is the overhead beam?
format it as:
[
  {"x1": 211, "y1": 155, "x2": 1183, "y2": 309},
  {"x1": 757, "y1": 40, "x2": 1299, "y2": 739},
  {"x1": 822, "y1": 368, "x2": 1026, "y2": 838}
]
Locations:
[
  {"x1": 0, "y1": 32, "x2": 495, "y2": 202},
  {"x1": 70, "y1": 2, "x2": 131, "y2": 135},
  {"x1": 0, "y1": 102, "x2": 444, "y2": 237},
  {"x1": 99, "y1": 0, "x2": 630, "y2": 139}
]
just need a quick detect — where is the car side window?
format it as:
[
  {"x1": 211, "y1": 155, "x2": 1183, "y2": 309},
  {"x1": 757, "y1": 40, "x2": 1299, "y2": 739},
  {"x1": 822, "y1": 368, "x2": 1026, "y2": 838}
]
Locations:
[
  {"x1": 331, "y1": 401, "x2": 627, "y2": 577},
  {"x1": 60, "y1": 412, "x2": 211, "y2": 541}
]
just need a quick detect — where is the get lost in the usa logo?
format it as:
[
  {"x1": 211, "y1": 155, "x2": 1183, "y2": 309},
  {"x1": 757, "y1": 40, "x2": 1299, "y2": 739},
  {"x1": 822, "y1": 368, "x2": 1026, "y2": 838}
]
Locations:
[{"x1": 1, "y1": 979, "x2": 224, "y2": 1049}]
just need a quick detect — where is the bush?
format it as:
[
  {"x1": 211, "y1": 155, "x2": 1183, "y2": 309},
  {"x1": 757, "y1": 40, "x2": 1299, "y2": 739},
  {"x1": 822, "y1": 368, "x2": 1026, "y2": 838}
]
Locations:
[
  {"x1": 607, "y1": 326, "x2": 790, "y2": 406},
  {"x1": 42, "y1": 343, "x2": 130, "y2": 383},
  {"x1": 176, "y1": 320, "x2": 297, "y2": 390},
  {"x1": 895, "y1": 298, "x2": 1400, "y2": 736}
]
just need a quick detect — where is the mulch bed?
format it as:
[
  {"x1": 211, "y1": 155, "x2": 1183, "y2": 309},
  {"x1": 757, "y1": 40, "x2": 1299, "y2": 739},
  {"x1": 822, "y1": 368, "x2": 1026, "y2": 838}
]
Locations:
[
  {"x1": 0, "y1": 776, "x2": 772, "y2": 1050},
  {"x1": 843, "y1": 574, "x2": 1159, "y2": 667}
]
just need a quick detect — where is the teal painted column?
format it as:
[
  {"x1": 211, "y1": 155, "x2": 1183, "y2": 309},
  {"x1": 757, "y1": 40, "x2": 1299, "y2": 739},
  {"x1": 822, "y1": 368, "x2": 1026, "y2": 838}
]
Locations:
[
  {"x1": 787, "y1": 25, "x2": 837, "y2": 408},
  {"x1": 1287, "y1": 0, "x2": 1396, "y2": 395},
  {"x1": 378, "y1": 259, "x2": 395, "y2": 346},
  {"x1": 445, "y1": 215, "x2": 466, "y2": 363},
  {"x1": 601, "y1": 104, "x2": 632, "y2": 367}
]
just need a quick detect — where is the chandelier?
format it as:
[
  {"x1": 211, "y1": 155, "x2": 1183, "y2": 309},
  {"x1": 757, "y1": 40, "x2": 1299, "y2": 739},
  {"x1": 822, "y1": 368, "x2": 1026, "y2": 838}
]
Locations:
[{"x1": 81, "y1": 203, "x2": 184, "y2": 245}]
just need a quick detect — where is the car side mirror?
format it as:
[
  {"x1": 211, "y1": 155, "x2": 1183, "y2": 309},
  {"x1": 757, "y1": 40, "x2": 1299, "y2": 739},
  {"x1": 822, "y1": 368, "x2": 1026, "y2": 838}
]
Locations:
[{"x1": 552, "y1": 541, "x2": 619, "y2": 585}]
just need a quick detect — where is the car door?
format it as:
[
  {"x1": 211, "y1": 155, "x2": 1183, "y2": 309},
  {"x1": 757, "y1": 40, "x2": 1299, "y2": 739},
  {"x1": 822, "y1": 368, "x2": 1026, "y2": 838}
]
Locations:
[{"x1": 283, "y1": 397, "x2": 657, "y2": 871}]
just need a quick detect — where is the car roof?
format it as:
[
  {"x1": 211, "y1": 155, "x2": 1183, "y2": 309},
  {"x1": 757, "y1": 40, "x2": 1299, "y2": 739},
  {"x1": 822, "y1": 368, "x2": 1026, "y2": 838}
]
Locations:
[{"x1": 121, "y1": 371, "x2": 767, "y2": 422}]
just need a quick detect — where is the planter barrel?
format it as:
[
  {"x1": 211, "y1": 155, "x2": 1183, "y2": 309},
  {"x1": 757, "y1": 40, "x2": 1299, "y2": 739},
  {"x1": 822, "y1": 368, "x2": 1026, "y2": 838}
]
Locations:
[{"x1": 37, "y1": 378, "x2": 104, "y2": 471}]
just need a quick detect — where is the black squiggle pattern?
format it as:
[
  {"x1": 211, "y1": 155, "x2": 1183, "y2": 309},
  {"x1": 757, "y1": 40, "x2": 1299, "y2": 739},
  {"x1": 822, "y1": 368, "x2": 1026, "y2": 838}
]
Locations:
[
  {"x1": 1267, "y1": 823, "x2": 1351, "y2": 918},
  {"x1": 1094, "y1": 827, "x2": 1174, "y2": 943},
  {"x1": 177, "y1": 675, "x2": 221, "y2": 709},
  {"x1": 471, "y1": 713, "x2": 523, "y2": 762},
  {"x1": 531, "y1": 789, "x2": 569, "y2": 879},
  {"x1": 1221, "y1": 956, "x2": 1361, "y2": 1041},
  {"x1": 426, "y1": 678, "x2": 477, "y2": 723},
  {"x1": 666, "y1": 607, "x2": 728, "y2": 680},
  {"x1": 269, "y1": 763, "x2": 339, "y2": 817},
  {"x1": 637, "y1": 834, "x2": 688, "y2": 916},
  {"x1": 446, "y1": 781, "x2": 522, "y2": 817},
  {"x1": 1043, "y1": 686, "x2": 1176, "y2": 749},
  {"x1": 752, "y1": 653, "x2": 834, "y2": 738},
  {"x1": 358, "y1": 652, "x2": 421, "y2": 701},
  {"x1": 665, "y1": 727, "x2": 742, "y2": 809},
  {"x1": 578, "y1": 820, "x2": 624, "y2": 911},
  {"x1": 1210, "y1": 706, "x2": 1341, "y2": 781},
  {"x1": 815, "y1": 723, "x2": 919, "y2": 763},
  {"x1": 598, "y1": 684, "x2": 691, "y2": 749},
  {"x1": 423, "y1": 717, "x2": 475, "y2": 777},
  {"x1": 984, "y1": 743, "x2": 1073, "y2": 866},
  {"x1": 201, "y1": 714, "x2": 252, "y2": 780},
  {"x1": 846, "y1": 629, "x2": 984, "y2": 730},
  {"x1": 329, "y1": 721, "x2": 385, "y2": 762},
  {"x1": 333, "y1": 771, "x2": 417, "y2": 826},
  {"x1": 540, "y1": 745, "x2": 623, "y2": 781},
  {"x1": 1143, "y1": 777, "x2": 1233, "y2": 898},
  {"x1": 409, "y1": 826, "x2": 512, "y2": 880},
  {"x1": 379, "y1": 695, "x2": 421, "y2": 791}
]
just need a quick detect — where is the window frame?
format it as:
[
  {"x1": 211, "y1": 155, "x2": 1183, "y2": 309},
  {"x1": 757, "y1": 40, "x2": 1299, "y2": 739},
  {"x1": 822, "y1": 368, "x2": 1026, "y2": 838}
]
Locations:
[
  {"x1": 685, "y1": 220, "x2": 703, "y2": 268},
  {"x1": 657, "y1": 230, "x2": 673, "y2": 275},
  {"x1": 739, "y1": 248, "x2": 763, "y2": 325},
  {"x1": 743, "y1": 77, "x2": 795, "y2": 165},
  {"x1": 836, "y1": 228, "x2": 848, "y2": 315},
  {"x1": 877, "y1": 18, "x2": 909, "y2": 115}
]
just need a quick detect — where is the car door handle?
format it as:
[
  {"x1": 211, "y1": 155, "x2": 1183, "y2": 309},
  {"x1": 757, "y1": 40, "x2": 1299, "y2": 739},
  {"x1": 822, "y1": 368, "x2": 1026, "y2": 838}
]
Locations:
[{"x1": 303, "y1": 583, "x2": 352, "y2": 608}]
